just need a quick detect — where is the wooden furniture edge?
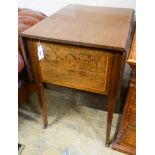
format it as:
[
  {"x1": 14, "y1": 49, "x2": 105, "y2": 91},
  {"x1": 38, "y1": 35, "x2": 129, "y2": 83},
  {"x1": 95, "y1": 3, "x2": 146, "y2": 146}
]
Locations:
[
  {"x1": 112, "y1": 140, "x2": 136, "y2": 155},
  {"x1": 22, "y1": 34, "x2": 126, "y2": 52}
]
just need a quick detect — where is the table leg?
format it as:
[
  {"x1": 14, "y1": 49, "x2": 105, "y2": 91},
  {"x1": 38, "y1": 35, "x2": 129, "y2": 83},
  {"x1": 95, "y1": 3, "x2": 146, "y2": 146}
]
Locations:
[
  {"x1": 105, "y1": 52, "x2": 124, "y2": 146},
  {"x1": 36, "y1": 82, "x2": 48, "y2": 128},
  {"x1": 25, "y1": 38, "x2": 48, "y2": 128},
  {"x1": 106, "y1": 95, "x2": 117, "y2": 146}
]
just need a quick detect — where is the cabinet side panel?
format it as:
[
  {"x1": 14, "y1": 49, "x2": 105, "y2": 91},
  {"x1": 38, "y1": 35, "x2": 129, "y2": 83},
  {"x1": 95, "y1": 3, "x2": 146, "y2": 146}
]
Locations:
[{"x1": 36, "y1": 41, "x2": 113, "y2": 94}]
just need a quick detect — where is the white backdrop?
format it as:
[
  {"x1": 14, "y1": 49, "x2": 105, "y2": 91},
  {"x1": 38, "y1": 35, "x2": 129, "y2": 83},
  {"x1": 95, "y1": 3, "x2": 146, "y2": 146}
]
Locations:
[{"x1": 18, "y1": 0, "x2": 136, "y2": 16}]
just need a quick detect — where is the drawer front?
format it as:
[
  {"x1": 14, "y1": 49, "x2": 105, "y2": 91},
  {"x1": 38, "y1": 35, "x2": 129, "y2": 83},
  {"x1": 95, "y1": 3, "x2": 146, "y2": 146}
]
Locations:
[{"x1": 34, "y1": 41, "x2": 113, "y2": 94}]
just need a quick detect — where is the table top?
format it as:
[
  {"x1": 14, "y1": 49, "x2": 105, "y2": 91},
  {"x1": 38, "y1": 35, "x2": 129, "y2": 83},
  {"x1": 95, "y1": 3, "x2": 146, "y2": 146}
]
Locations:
[
  {"x1": 127, "y1": 32, "x2": 136, "y2": 65},
  {"x1": 22, "y1": 4, "x2": 135, "y2": 52}
]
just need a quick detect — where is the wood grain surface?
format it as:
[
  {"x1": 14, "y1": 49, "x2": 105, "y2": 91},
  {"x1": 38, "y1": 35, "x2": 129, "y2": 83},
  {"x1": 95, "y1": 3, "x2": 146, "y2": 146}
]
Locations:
[
  {"x1": 22, "y1": 4, "x2": 134, "y2": 51},
  {"x1": 112, "y1": 68, "x2": 136, "y2": 154},
  {"x1": 26, "y1": 39, "x2": 48, "y2": 128},
  {"x1": 128, "y1": 32, "x2": 136, "y2": 65},
  {"x1": 35, "y1": 41, "x2": 113, "y2": 95},
  {"x1": 112, "y1": 32, "x2": 136, "y2": 154}
]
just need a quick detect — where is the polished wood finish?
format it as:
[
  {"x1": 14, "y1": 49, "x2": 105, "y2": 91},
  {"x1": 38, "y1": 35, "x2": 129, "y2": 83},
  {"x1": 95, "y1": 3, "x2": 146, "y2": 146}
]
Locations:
[
  {"x1": 26, "y1": 39, "x2": 48, "y2": 128},
  {"x1": 21, "y1": 5, "x2": 135, "y2": 145},
  {"x1": 112, "y1": 33, "x2": 136, "y2": 154},
  {"x1": 22, "y1": 4, "x2": 134, "y2": 51},
  {"x1": 106, "y1": 51, "x2": 125, "y2": 145},
  {"x1": 128, "y1": 33, "x2": 136, "y2": 65}
]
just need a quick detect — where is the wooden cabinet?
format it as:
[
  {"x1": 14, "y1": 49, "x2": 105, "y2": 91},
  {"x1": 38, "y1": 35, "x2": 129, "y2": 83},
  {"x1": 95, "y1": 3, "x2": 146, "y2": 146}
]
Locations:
[
  {"x1": 21, "y1": 4, "x2": 135, "y2": 145},
  {"x1": 112, "y1": 33, "x2": 136, "y2": 154}
]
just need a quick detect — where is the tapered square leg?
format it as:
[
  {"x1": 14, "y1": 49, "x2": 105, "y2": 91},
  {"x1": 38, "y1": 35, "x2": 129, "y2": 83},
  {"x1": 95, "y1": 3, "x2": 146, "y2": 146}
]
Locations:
[
  {"x1": 105, "y1": 52, "x2": 125, "y2": 146},
  {"x1": 36, "y1": 83, "x2": 48, "y2": 128}
]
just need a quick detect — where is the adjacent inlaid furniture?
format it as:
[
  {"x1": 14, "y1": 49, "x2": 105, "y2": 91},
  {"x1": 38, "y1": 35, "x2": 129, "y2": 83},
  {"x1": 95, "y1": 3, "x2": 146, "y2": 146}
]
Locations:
[
  {"x1": 112, "y1": 32, "x2": 136, "y2": 154},
  {"x1": 20, "y1": 4, "x2": 135, "y2": 145}
]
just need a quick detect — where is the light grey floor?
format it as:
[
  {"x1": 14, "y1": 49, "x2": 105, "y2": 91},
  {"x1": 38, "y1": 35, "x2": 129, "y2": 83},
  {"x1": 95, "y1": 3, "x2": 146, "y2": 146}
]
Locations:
[{"x1": 19, "y1": 87, "x2": 126, "y2": 155}]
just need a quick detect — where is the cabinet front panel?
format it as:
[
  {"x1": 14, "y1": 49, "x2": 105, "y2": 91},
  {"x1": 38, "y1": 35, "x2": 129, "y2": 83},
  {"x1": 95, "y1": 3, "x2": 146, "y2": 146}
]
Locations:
[{"x1": 34, "y1": 41, "x2": 113, "y2": 94}]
